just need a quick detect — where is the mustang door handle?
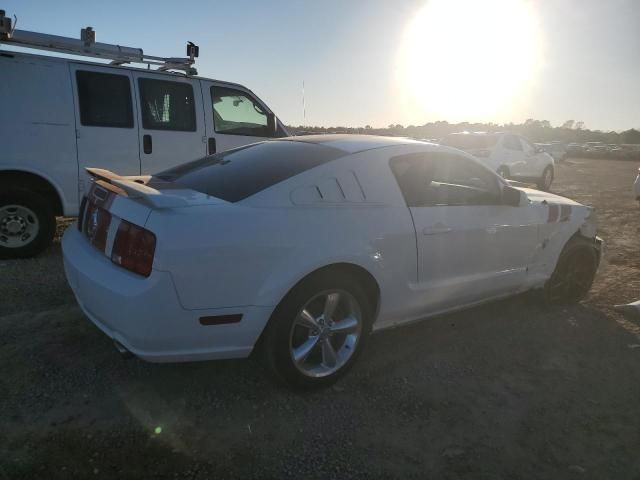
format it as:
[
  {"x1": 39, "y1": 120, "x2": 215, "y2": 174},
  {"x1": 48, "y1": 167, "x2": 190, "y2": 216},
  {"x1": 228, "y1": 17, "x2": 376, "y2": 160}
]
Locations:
[{"x1": 422, "y1": 224, "x2": 452, "y2": 235}]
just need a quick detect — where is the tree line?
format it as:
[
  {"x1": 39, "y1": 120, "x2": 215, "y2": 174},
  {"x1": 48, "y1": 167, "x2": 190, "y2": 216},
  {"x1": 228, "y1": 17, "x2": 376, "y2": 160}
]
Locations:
[{"x1": 287, "y1": 120, "x2": 640, "y2": 145}]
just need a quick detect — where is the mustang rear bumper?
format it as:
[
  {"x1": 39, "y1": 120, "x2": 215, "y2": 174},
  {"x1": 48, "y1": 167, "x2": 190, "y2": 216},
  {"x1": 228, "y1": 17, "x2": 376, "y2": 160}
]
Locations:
[{"x1": 62, "y1": 227, "x2": 273, "y2": 363}]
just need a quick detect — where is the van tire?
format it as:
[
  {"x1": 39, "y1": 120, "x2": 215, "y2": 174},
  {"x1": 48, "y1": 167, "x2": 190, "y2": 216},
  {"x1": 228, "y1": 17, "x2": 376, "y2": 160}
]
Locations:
[{"x1": 0, "y1": 189, "x2": 56, "y2": 259}]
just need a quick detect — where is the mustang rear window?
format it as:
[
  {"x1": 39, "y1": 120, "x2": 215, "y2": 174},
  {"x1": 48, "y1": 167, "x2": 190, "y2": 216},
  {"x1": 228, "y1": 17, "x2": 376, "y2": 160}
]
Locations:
[{"x1": 151, "y1": 140, "x2": 345, "y2": 202}]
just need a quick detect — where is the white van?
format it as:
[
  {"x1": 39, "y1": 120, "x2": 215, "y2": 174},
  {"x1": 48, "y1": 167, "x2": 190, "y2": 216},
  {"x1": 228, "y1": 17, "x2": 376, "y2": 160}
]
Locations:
[{"x1": 0, "y1": 15, "x2": 288, "y2": 258}]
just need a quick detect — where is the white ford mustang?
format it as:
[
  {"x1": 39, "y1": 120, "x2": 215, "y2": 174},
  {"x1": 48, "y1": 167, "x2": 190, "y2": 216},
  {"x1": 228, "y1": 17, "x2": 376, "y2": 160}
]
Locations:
[{"x1": 62, "y1": 135, "x2": 603, "y2": 388}]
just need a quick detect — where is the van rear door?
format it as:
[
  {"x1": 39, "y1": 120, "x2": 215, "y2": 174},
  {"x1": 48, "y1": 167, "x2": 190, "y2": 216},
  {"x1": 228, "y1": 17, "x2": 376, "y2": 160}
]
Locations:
[
  {"x1": 70, "y1": 64, "x2": 141, "y2": 198},
  {"x1": 132, "y1": 72, "x2": 206, "y2": 174}
]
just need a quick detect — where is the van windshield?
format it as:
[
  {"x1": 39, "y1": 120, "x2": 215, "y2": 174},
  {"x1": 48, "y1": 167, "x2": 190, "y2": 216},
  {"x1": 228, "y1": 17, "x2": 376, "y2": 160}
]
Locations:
[{"x1": 151, "y1": 140, "x2": 344, "y2": 202}]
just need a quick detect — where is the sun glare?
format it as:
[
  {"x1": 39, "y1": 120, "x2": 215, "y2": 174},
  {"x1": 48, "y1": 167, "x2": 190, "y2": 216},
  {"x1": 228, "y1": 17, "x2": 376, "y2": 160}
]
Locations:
[{"x1": 398, "y1": 0, "x2": 541, "y2": 122}]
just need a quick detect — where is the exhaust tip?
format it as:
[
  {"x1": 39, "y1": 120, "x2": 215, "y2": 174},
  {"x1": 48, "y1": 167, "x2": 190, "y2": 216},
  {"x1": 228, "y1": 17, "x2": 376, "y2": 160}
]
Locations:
[{"x1": 113, "y1": 340, "x2": 133, "y2": 359}]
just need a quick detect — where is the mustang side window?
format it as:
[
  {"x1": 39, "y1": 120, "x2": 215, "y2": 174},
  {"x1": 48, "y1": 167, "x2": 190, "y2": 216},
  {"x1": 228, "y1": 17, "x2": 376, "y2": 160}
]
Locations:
[
  {"x1": 431, "y1": 154, "x2": 501, "y2": 205},
  {"x1": 211, "y1": 86, "x2": 271, "y2": 137},
  {"x1": 391, "y1": 153, "x2": 501, "y2": 206}
]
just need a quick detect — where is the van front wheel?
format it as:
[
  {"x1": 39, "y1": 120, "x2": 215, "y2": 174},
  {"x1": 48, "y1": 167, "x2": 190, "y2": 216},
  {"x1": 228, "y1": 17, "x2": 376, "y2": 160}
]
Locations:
[{"x1": 0, "y1": 189, "x2": 56, "y2": 259}]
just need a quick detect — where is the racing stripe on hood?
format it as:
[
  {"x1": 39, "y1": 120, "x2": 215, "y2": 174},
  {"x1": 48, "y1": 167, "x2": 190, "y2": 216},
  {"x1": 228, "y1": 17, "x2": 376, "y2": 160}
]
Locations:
[{"x1": 547, "y1": 203, "x2": 571, "y2": 223}]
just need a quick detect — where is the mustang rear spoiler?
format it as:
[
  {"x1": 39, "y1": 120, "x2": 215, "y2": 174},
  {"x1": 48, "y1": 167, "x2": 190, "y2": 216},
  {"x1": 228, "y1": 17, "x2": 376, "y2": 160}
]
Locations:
[{"x1": 86, "y1": 168, "x2": 189, "y2": 209}]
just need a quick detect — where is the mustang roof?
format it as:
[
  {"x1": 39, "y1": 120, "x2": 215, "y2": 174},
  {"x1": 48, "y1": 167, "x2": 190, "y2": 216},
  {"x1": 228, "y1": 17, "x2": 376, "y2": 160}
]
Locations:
[{"x1": 282, "y1": 134, "x2": 424, "y2": 154}]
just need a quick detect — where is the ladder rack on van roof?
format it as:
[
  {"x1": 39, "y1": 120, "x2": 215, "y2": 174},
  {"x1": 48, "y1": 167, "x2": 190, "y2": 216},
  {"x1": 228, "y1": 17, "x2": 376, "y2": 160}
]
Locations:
[{"x1": 0, "y1": 9, "x2": 199, "y2": 75}]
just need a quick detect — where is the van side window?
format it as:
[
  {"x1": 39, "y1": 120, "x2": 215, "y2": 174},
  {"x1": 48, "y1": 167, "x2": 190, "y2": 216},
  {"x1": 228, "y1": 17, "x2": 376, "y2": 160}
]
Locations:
[
  {"x1": 76, "y1": 71, "x2": 133, "y2": 128},
  {"x1": 211, "y1": 86, "x2": 271, "y2": 137},
  {"x1": 138, "y1": 79, "x2": 196, "y2": 131}
]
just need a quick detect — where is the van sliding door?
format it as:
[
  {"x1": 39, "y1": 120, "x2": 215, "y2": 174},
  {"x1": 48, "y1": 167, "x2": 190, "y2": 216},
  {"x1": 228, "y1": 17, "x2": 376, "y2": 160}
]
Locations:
[{"x1": 133, "y1": 73, "x2": 206, "y2": 174}]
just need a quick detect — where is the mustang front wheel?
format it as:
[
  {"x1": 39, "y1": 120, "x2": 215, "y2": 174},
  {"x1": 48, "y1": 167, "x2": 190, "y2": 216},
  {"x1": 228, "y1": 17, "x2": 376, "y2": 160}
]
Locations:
[{"x1": 544, "y1": 237, "x2": 598, "y2": 304}]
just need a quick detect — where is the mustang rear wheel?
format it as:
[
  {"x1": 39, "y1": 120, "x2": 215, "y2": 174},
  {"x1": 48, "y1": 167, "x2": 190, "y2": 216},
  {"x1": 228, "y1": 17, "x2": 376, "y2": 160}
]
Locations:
[
  {"x1": 544, "y1": 237, "x2": 598, "y2": 304},
  {"x1": 262, "y1": 271, "x2": 372, "y2": 389}
]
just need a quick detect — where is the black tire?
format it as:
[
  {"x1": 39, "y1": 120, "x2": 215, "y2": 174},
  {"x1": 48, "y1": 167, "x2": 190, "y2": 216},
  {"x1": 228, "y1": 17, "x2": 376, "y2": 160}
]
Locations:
[
  {"x1": 537, "y1": 165, "x2": 554, "y2": 191},
  {"x1": 0, "y1": 189, "x2": 56, "y2": 259},
  {"x1": 497, "y1": 166, "x2": 510, "y2": 179},
  {"x1": 544, "y1": 236, "x2": 598, "y2": 305},
  {"x1": 262, "y1": 270, "x2": 373, "y2": 390}
]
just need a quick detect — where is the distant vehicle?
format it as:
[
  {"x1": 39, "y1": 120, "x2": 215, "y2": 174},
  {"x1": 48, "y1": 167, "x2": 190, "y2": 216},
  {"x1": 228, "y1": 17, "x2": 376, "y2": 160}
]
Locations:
[
  {"x1": 0, "y1": 12, "x2": 288, "y2": 259},
  {"x1": 584, "y1": 142, "x2": 609, "y2": 156},
  {"x1": 62, "y1": 135, "x2": 603, "y2": 388},
  {"x1": 619, "y1": 145, "x2": 640, "y2": 160},
  {"x1": 615, "y1": 300, "x2": 640, "y2": 321},
  {"x1": 566, "y1": 143, "x2": 584, "y2": 156},
  {"x1": 441, "y1": 132, "x2": 555, "y2": 190},
  {"x1": 606, "y1": 144, "x2": 623, "y2": 158},
  {"x1": 634, "y1": 167, "x2": 640, "y2": 206},
  {"x1": 535, "y1": 143, "x2": 567, "y2": 162}
]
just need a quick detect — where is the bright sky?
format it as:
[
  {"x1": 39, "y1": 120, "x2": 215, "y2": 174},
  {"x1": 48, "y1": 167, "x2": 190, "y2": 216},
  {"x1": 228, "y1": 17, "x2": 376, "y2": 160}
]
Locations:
[{"x1": 4, "y1": 0, "x2": 639, "y2": 131}]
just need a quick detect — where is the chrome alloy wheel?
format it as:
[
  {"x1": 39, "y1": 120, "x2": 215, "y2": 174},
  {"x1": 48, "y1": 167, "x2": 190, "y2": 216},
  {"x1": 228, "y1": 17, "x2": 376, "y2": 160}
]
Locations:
[
  {"x1": 0, "y1": 205, "x2": 40, "y2": 248},
  {"x1": 289, "y1": 290, "x2": 362, "y2": 378}
]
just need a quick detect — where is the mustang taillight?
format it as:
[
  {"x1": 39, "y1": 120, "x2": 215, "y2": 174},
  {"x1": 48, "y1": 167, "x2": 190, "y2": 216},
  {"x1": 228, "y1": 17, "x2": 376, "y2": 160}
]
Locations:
[
  {"x1": 83, "y1": 203, "x2": 111, "y2": 253},
  {"x1": 111, "y1": 220, "x2": 156, "y2": 277}
]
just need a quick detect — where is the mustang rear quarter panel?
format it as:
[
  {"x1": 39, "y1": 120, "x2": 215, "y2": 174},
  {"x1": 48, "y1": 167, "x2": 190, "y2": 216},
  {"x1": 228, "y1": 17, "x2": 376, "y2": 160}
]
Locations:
[{"x1": 146, "y1": 149, "x2": 419, "y2": 321}]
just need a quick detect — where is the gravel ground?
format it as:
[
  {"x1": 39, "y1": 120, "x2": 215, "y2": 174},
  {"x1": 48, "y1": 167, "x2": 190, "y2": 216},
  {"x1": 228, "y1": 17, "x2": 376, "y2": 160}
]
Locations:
[{"x1": 1, "y1": 158, "x2": 639, "y2": 479}]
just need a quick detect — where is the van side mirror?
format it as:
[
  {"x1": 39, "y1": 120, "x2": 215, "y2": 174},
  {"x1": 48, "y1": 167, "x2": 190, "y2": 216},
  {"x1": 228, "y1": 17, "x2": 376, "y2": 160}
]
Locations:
[
  {"x1": 501, "y1": 185, "x2": 524, "y2": 206},
  {"x1": 267, "y1": 113, "x2": 277, "y2": 137}
]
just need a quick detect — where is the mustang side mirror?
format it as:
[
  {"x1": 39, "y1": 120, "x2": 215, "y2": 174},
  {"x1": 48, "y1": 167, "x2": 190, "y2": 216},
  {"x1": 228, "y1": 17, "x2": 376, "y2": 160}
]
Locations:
[{"x1": 501, "y1": 185, "x2": 524, "y2": 206}]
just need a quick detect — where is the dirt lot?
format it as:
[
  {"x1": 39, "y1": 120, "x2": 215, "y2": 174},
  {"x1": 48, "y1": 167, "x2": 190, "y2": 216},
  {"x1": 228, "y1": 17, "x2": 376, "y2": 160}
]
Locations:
[{"x1": 1, "y1": 158, "x2": 639, "y2": 479}]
